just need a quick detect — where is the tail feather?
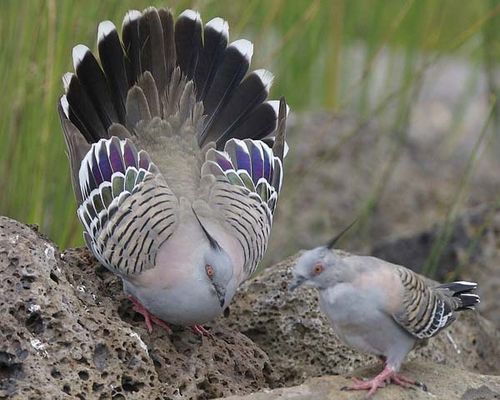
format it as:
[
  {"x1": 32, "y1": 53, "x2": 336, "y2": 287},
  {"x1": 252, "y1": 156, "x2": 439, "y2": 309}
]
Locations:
[
  {"x1": 121, "y1": 10, "x2": 142, "y2": 85},
  {"x1": 64, "y1": 73, "x2": 107, "y2": 142},
  {"x1": 61, "y1": 6, "x2": 288, "y2": 168},
  {"x1": 207, "y1": 69, "x2": 272, "y2": 145},
  {"x1": 158, "y1": 9, "x2": 176, "y2": 77},
  {"x1": 217, "y1": 100, "x2": 284, "y2": 148},
  {"x1": 174, "y1": 10, "x2": 202, "y2": 80},
  {"x1": 438, "y1": 280, "x2": 480, "y2": 311},
  {"x1": 195, "y1": 17, "x2": 229, "y2": 102},
  {"x1": 97, "y1": 21, "x2": 128, "y2": 122},
  {"x1": 457, "y1": 293, "x2": 480, "y2": 310},
  {"x1": 73, "y1": 45, "x2": 119, "y2": 127},
  {"x1": 200, "y1": 39, "x2": 253, "y2": 142},
  {"x1": 139, "y1": 8, "x2": 167, "y2": 94}
]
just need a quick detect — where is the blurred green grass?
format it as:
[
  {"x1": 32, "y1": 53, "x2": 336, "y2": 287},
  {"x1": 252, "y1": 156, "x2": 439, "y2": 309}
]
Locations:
[{"x1": 0, "y1": 0, "x2": 499, "y2": 249}]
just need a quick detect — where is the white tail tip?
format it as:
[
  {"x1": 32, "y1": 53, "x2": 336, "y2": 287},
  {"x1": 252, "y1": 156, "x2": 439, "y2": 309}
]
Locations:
[
  {"x1": 98, "y1": 20, "x2": 116, "y2": 43},
  {"x1": 72, "y1": 44, "x2": 90, "y2": 71},
  {"x1": 206, "y1": 17, "x2": 229, "y2": 38},
  {"x1": 230, "y1": 39, "x2": 254, "y2": 63}
]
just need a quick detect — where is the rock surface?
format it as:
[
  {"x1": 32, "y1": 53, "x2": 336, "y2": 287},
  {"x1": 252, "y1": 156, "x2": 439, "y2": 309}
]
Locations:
[
  {"x1": 0, "y1": 216, "x2": 274, "y2": 400},
  {"x1": 220, "y1": 362, "x2": 500, "y2": 400},
  {"x1": 223, "y1": 253, "x2": 500, "y2": 387},
  {"x1": 1, "y1": 215, "x2": 499, "y2": 400}
]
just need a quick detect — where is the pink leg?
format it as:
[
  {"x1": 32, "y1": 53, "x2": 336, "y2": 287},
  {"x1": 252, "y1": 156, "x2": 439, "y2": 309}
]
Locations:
[
  {"x1": 128, "y1": 296, "x2": 172, "y2": 334},
  {"x1": 346, "y1": 365, "x2": 418, "y2": 398},
  {"x1": 190, "y1": 324, "x2": 213, "y2": 337}
]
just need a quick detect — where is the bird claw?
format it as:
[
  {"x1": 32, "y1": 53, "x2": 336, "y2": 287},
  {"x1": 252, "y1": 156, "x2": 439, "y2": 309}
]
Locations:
[
  {"x1": 343, "y1": 366, "x2": 420, "y2": 398},
  {"x1": 190, "y1": 324, "x2": 213, "y2": 337},
  {"x1": 128, "y1": 296, "x2": 172, "y2": 334}
]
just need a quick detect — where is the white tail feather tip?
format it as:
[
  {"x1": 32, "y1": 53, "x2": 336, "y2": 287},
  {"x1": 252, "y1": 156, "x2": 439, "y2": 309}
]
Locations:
[
  {"x1": 230, "y1": 39, "x2": 254, "y2": 62},
  {"x1": 254, "y1": 69, "x2": 274, "y2": 91},
  {"x1": 62, "y1": 72, "x2": 74, "y2": 92},
  {"x1": 179, "y1": 9, "x2": 201, "y2": 22},
  {"x1": 98, "y1": 21, "x2": 116, "y2": 43},
  {"x1": 454, "y1": 281, "x2": 477, "y2": 286},
  {"x1": 60, "y1": 95, "x2": 69, "y2": 118},
  {"x1": 206, "y1": 17, "x2": 229, "y2": 37},
  {"x1": 123, "y1": 10, "x2": 142, "y2": 27},
  {"x1": 72, "y1": 45, "x2": 90, "y2": 70}
]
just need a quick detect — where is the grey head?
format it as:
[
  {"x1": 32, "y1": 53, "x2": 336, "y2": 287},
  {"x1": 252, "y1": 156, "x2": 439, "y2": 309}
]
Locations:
[
  {"x1": 198, "y1": 218, "x2": 234, "y2": 309},
  {"x1": 203, "y1": 244, "x2": 233, "y2": 308},
  {"x1": 290, "y1": 218, "x2": 358, "y2": 292},
  {"x1": 290, "y1": 247, "x2": 352, "y2": 291}
]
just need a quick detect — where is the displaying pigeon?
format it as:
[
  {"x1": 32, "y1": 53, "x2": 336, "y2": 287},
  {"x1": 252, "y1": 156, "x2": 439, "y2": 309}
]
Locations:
[
  {"x1": 58, "y1": 7, "x2": 288, "y2": 335},
  {"x1": 290, "y1": 241, "x2": 479, "y2": 397}
]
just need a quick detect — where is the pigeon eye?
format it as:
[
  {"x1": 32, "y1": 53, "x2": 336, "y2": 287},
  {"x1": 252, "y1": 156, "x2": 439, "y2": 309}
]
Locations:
[
  {"x1": 205, "y1": 265, "x2": 215, "y2": 279},
  {"x1": 313, "y1": 263, "x2": 324, "y2": 275}
]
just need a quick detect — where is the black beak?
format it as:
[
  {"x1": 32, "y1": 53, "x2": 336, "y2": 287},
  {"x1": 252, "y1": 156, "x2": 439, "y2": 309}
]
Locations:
[
  {"x1": 289, "y1": 276, "x2": 306, "y2": 292},
  {"x1": 214, "y1": 284, "x2": 226, "y2": 308}
]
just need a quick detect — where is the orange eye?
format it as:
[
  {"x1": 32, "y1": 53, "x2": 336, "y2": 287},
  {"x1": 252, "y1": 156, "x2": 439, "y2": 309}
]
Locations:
[
  {"x1": 313, "y1": 263, "x2": 324, "y2": 275},
  {"x1": 206, "y1": 265, "x2": 214, "y2": 279}
]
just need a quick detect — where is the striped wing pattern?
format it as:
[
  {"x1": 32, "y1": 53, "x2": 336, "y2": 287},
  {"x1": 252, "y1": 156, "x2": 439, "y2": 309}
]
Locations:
[
  {"x1": 392, "y1": 267, "x2": 457, "y2": 339},
  {"x1": 201, "y1": 138, "x2": 283, "y2": 277},
  {"x1": 78, "y1": 137, "x2": 178, "y2": 275}
]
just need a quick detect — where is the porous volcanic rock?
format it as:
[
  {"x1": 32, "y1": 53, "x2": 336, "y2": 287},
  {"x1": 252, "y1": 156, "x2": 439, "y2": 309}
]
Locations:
[
  {"x1": 223, "y1": 253, "x2": 500, "y2": 387},
  {"x1": 220, "y1": 362, "x2": 500, "y2": 400},
  {"x1": 0, "y1": 216, "x2": 275, "y2": 400}
]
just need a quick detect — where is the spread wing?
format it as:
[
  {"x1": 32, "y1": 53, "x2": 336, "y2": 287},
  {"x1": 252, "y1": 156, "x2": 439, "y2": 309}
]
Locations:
[
  {"x1": 199, "y1": 99, "x2": 287, "y2": 279},
  {"x1": 60, "y1": 117, "x2": 179, "y2": 276}
]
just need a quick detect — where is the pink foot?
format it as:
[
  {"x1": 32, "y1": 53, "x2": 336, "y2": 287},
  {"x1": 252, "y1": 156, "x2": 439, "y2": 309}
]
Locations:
[
  {"x1": 128, "y1": 296, "x2": 172, "y2": 334},
  {"x1": 344, "y1": 365, "x2": 418, "y2": 398},
  {"x1": 190, "y1": 324, "x2": 212, "y2": 337}
]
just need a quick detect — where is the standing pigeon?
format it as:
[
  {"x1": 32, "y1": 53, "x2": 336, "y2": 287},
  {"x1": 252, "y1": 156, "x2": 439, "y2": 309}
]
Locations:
[
  {"x1": 290, "y1": 241, "x2": 479, "y2": 397},
  {"x1": 58, "y1": 7, "x2": 288, "y2": 335}
]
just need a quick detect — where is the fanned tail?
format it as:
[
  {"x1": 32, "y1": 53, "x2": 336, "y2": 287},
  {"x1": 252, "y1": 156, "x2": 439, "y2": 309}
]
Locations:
[
  {"x1": 437, "y1": 281, "x2": 480, "y2": 311},
  {"x1": 60, "y1": 7, "x2": 286, "y2": 152}
]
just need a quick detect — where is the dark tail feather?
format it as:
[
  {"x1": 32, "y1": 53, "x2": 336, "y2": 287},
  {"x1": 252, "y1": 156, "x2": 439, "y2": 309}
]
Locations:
[
  {"x1": 200, "y1": 39, "x2": 252, "y2": 142},
  {"x1": 215, "y1": 101, "x2": 279, "y2": 147},
  {"x1": 58, "y1": 99, "x2": 91, "y2": 205},
  {"x1": 208, "y1": 70, "x2": 273, "y2": 145},
  {"x1": 175, "y1": 10, "x2": 202, "y2": 80},
  {"x1": 139, "y1": 8, "x2": 167, "y2": 94},
  {"x1": 438, "y1": 281, "x2": 480, "y2": 310},
  {"x1": 158, "y1": 9, "x2": 176, "y2": 78},
  {"x1": 458, "y1": 293, "x2": 480, "y2": 310},
  {"x1": 122, "y1": 10, "x2": 142, "y2": 86},
  {"x1": 62, "y1": 7, "x2": 285, "y2": 151},
  {"x1": 97, "y1": 21, "x2": 128, "y2": 124},
  {"x1": 195, "y1": 17, "x2": 228, "y2": 101},
  {"x1": 72, "y1": 45, "x2": 119, "y2": 128},
  {"x1": 64, "y1": 73, "x2": 107, "y2": 142}
]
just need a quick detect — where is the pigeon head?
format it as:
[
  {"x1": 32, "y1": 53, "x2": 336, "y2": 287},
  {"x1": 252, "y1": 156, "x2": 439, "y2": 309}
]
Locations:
[
  {"x1": 290, "y1": 247, "x2": 349, "y2": 291},
  {"x1": 197, "y1": 217, "x2": 234, "y2": 309},
  {"x1": 203, "y1": 244, "x2": 234, "y2": 308}
]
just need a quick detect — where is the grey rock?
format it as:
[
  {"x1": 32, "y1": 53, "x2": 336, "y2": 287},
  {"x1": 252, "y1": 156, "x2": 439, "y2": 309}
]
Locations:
[
  {"x1": 219, "y1": 362, "x2": 500, "y2": 400},
  {"x1": 0, "y1": 216, "x2": 275, "y2": 400}
]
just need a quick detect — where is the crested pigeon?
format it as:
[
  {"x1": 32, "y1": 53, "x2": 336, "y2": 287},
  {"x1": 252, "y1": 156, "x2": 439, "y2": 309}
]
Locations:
[
  {"x1": 290, "y1": 241, "x2": 479, "y2": 397},
  {"x1": 58, "y1": 7, "x2": 288, "y2": 335}
]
